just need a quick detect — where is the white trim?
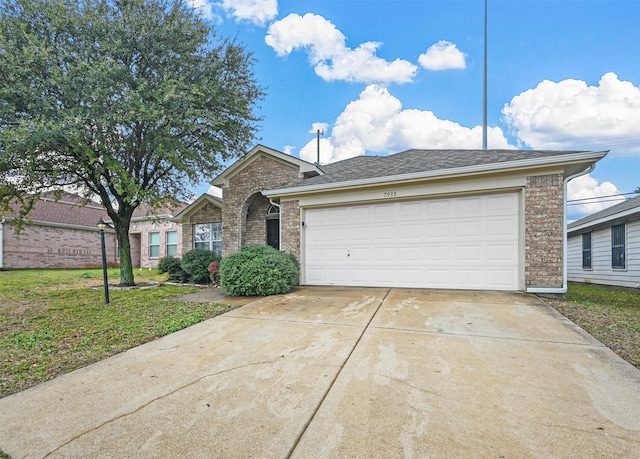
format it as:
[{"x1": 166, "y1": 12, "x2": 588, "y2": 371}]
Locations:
[
  {"x1": 568, "y1": 206, "x2": 640, "y2": 233},
  {"x1": 264, "y1": 151, "x2": 607, "y2": 198}
]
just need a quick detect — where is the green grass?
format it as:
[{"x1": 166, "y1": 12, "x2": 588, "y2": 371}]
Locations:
[
  {"x1": 0, "y1": 269, "x2": 235, "y2": 398},
  {"x1": 546, "y1": 282, "x2": 640, "y2": 369}
]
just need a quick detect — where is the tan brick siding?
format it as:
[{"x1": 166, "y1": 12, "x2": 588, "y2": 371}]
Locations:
[
  {"x1": 525, "y1": 173, "x2": 564, "y2": 288},
  {"x1": 180, "y1": 203, "x2": 222, "y2": 254},
  {"x1": 281, "y1": 200, "x2": 301, "y2": 261},
  {"x1": 222, "y1": 156, "x2": 300, "y2": 257},
  {"x1": 2, "y1": 223, "x2": 118, "y2": 269},
  {"x1": 131, "y1": 219, "x2": 182, "y2": 269}
]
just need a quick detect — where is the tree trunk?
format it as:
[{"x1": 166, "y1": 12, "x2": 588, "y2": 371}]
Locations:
[{"x1": 114, "y1": 215, "x2": 135, "y2": 286}]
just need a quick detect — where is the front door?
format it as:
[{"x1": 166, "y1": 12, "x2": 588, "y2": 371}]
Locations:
[{"x1": 266, "y1": 218, "x2": 279, "y2": 250}]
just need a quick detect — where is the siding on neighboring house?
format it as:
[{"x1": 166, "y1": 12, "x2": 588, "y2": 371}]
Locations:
[{"x1": 568, "y1": 218, "x2": 640, "y2": 288}]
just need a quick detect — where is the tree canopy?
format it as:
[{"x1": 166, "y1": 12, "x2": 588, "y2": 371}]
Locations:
[{"x1": 0, "y1": 0, "x2": 264, "y2": 285}]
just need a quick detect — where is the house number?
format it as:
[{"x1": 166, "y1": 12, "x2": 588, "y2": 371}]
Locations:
[{"x1": 383, "y1": 191, "x2": 397, "y2": 198}]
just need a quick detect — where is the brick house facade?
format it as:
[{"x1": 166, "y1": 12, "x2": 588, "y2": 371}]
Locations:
[
  {"x1": 0, "y1": 194, "x2": 117, "y2": 270},
  {"x1": 180, "y1": 145, "x2": 605, "y2": 293}
]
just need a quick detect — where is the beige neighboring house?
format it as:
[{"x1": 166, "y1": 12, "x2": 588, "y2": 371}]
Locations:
[
  {"x1": 180, "y1": 145, "x2": 607, "y2": 293},
  {"x1": 0, "y1": 193, "x2": 116, "y2": 270},
  {"x1": 123, "y1": 202, "x2": 188, "y2": 269}
]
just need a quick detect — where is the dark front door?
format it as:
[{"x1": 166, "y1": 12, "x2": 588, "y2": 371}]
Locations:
[{"x1": 266, "y1": 218, "x2": 279, "y2": 250}]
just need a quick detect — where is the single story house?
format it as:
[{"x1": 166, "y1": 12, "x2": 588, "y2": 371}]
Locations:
[
  {"x1": 567, "y1": 195, "x2": 640, "y2": 288},
  {"x1": 120, "y1": 202, "x2": 188, "y2": 269},
  {"x1": 1, "y1": 194, "x2": 187, "y2": 270},
  {"x1": 0, "y1": 193, "x2": 117, "y2": 270},
  {"x1": 174, "y1": 193, "x2": 223, "y2": 257},
  {"x1": 179, "y1": 145, "x2": 606, "y2": 293}
]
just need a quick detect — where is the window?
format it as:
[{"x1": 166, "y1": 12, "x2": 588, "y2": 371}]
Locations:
[
  {"x1": 149, "y1": 232, "x2": 160, "y2": 258},
  {"x1": 611, "y1": 223, "x2": 625, "y2": 269},
  {"x1": 582, "y1": 232, "x2": 592, "y2": 269},
  {"x1": 194, "y1": 223, "x2": 222, "y2": 256},
  {"x1": 166, "y1": 231, "x2": 178, "y2": 257}
]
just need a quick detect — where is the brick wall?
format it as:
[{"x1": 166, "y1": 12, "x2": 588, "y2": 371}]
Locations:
[
  {"x1": 281, "y1": 200, "x2": 301, "y2": 261},
  {"x1": 2, "y1": 223, "x2": 118, "y2": 269},
  {"x1": 525, "y1": 173, "x2": 564, "y2": 288},
  {"x1": 222, "y1": 155, "x2": 301, "y2": 257},
  {"x1": 131, "y1": 218, "x2": 182, "y2": 269},
  {"x1": 180, "y1": 202, "x2": 222, "y2": 254}
]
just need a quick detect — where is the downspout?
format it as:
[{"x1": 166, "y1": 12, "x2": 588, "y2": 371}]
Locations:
[
  {"x1": 0, "y1": 218, "x2": 4, "y2": 269},
  {"x1": 526, "y1": 165, "x2": 595, "y2": 294},
  {"x1": 269, "y1": 199, "x2": 282, "y2": 251}
]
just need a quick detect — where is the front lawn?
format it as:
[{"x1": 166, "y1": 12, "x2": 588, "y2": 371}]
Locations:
[
  {"x1": 545, "y1": 282, "x2": 640, "y2": 369},
  {"x1": 0, "y1": 269, "x2": 233, "y2": 398}
]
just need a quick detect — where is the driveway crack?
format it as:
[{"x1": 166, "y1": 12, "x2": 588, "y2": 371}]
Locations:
[{"x1": 285, "y1": 288, "x2": 391, "y2": 458}]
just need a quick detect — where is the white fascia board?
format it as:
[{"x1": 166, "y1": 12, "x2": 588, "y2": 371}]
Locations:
[
  {"x1": 568, "y1": 207, "x2": 640, "y2": 234},
  {"x1": 263, "y1": 151, "x2": 607, "y2": 198},
  {"x1": 211, "y1": 145, "x2": 323, "y2": 188}
]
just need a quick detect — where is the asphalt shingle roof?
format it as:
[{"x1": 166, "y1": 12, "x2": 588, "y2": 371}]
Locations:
[
  {"x1": 287, "y1": 149, "x2": 590, "y2": 188},
  {"x1": 568, "y1": 195, "x2": 640, "y2": 230}
]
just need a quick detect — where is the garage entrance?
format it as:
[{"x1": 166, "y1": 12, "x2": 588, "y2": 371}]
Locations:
[{"x1": 303, "y1": 192, "x2": 520, "y2": 290}]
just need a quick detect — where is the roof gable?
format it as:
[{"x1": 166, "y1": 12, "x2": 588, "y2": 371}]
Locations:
[
  {"x1": 174, "y1": 193, "x2": 222, "y2": 221},
  {"x1": 211, "y1": 144, "x2": 323, "y2": 188}
]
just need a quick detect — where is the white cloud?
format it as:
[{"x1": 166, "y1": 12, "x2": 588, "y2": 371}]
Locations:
[
  {"x1": 418, "y1": 41, "x2": 467, "y2": 71},
  {"x1": 220, "y1": 0, "x2": 277, "y2": 26},
  {"x1": 299, "y1": 84, "x2": 514, "y2": 164},
  {"x1": 282, "y1": 145, "x2": 295, "y2": 155},
  {"x1": 503, "y1": 72, "x2": 640, "y2": 156},
  {"x1": 309, "y1": 122, "x2": 328, "y2": 134},
  {"x1": 186, "y1": 0, "x2": 216, "y2": 20},
  {"x1": 567, "y1": 174, "x2": 625, "y2": 215},
  {"x1": 265, "y1": 13, "x2": 417, "y2": 84}
]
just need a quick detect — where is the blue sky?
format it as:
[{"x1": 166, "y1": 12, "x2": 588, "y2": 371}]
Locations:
[{"x1": 189, "y1": 0, "x2": 640, "y2": 221}]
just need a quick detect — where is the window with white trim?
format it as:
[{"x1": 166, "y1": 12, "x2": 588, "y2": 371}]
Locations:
[
  {"x1": 611, "y1": 223, "x2": 625, "y2": 269},
  {"x1": 149, "y1": 232, "x2": 160, "y2": 258},
  {"x1": 194, "y1": 223, "x2": 222, "y2": 256},
  {"x1": 166, "y1": 231, "x2": 178, "y2": 257}
]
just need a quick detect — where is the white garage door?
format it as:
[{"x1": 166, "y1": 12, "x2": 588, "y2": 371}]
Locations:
[{"x1": 303, "y1": 193, "x2": 520, "y2": 290}]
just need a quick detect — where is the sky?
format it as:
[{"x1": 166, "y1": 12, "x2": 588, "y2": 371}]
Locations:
[{"x1": 188, "y1": 0, "x2": 640, "y2": 221}]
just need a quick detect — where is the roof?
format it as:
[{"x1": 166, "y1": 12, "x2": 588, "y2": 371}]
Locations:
[
  {"x1": 173, "y1": 193, "x2": 222, "y2": 221},
  {"x1": 131, "y1": 201, "x2": 189, "y2": 220},
  {"x1": 3, "y1": 192, "x2": 108, "y2": 228},
  {"x1": 264, "y1": 149, "x2": 608, "y2": 196},
  {"x1": 568, "y1": 195, "x2": 640, "y2": 233},
  {"x1": 211, "y1": 144, "x2": 322, "y2": 188}
]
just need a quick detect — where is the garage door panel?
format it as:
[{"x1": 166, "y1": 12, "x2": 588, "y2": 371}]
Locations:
[{"x1": 304, "y1": 193, "x2": 519, "y2": 290}]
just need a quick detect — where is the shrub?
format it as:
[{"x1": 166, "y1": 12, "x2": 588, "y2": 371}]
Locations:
[
  {"x1": 220, "y1": 244, "x2": 299, "y2": 296},
  {"x1": 181, "y1": 249, "x2": 221, "y2": 284},
  {"x1": 158, "y1": 255, "x2": 190, "y2": 282}
]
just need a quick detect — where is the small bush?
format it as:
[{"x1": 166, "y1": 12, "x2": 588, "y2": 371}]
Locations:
[
  {"x1": 158, "y1": 256, "x2": 181, "y2": 274},
  {"x1": 220, "y1": 244, "x2": 299, "y2": 296},
  {"x1": 158, "y1": 255, "x2": 189, "y2": 282},
  {"x1": 181, "y1": 249, "x2": 221, "y2": 284}
]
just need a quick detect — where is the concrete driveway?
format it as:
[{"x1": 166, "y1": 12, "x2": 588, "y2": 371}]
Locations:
[{"x1": 1, "y1": 287, "x2": 639, "y2": 458}]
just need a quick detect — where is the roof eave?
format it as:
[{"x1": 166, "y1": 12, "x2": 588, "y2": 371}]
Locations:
[
  {"x1": 211, "y1": 144, "x2": 323, "y2": 188},
  {"x1": 263, "y1": 150, "x2": 608, "y2": 198},
  {"x1": 568, "y1": 206, "x2": 640, "y2": 233}
]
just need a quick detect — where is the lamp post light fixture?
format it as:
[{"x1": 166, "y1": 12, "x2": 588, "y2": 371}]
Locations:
[{"x1": 97, "y1": 218, "x2": 110, "y2": 305}]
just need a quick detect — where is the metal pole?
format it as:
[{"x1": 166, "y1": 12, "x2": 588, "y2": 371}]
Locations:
[
  {"x1": 98, "y1": 221, "x2": 110, "y2": 305},
  {"x1": 482, "y1": 0, "x2": 488, "y2": 150}
]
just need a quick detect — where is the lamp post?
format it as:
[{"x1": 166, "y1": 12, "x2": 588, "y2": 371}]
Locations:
[{"x1": 97, "y1": 219, "x2": 110, "y2": 305}]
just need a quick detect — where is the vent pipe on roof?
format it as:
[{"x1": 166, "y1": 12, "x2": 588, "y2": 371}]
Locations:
[
  {"x1": 316, "y1": 129, "x2": 323, "y2": 165},
  {"x1": 482, "y1": 0, "x2": 488, "y2": 150}
]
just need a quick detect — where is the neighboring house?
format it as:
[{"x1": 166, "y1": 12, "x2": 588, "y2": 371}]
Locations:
[
  {"x1": 567, "y1": 195, "x2": 640, "y2": 288},
  {"x1": 0, "y1": 193, "x2": 117, "y2": 270},
  {"x1": 182, "y1": 145, "x2": 606, "y2": 293},
  {"x1": 122, "y1": 202, "x2": 188, "y2": 269},
  {"x1": 174, "y1": 193, "x2": 223, "y2": 257}
]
